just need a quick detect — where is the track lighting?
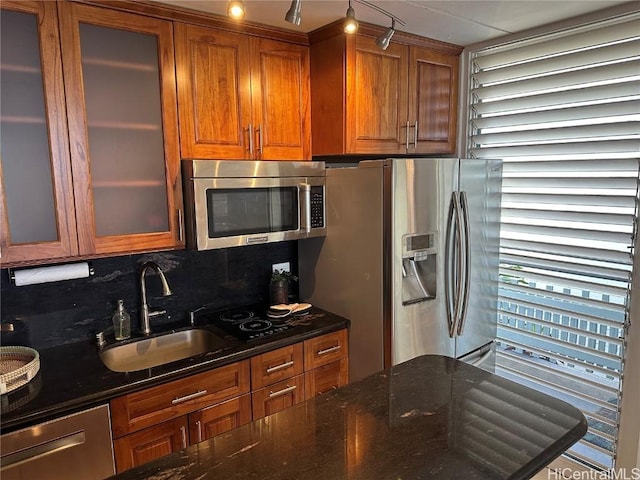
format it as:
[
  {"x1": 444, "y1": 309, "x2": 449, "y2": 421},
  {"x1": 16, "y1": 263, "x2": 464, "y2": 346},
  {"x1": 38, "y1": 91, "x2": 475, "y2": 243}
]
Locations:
[
  {"x1": 225, "y1": 0, "x2": 404, "y2": 51},
  {"x1": 343, "y1": 0, "x2": 358, "y2": 34},
  {"x1": 285, "y1": 0, "x2": 302, "y2": 26},
  {"x1": 376, "y1": 18, "x2": 396, "y2": 50},
  {"x1": 226, "y1": 0, "x2": 245, "y2": 20}
]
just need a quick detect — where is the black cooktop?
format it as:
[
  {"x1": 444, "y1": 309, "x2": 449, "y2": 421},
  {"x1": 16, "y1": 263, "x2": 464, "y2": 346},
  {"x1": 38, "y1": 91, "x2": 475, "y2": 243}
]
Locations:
[{"x1": 202, "y1": 305, "x2": 312, "y2": 342}]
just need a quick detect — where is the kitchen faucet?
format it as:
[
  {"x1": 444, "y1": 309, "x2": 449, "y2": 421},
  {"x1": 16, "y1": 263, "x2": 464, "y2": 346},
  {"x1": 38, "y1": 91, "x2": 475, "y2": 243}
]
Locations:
[{"x1": 139, "y1": 261, "x2": 172, "y2": 335}]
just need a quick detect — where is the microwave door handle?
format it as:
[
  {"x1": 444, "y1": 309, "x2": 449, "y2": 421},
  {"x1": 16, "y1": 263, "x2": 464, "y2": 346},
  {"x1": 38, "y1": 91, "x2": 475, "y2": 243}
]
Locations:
[{"x1": 299, "y1": 183, "x2": 311, "y2": 232}]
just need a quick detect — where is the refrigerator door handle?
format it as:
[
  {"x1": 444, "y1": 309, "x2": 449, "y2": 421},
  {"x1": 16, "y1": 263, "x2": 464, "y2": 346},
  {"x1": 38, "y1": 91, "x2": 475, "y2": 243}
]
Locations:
[
  {"x1": 457, "y1": 191, "x2": 471, "y2": 336},
  {"x1": 452, "y1": 192, "x2": 465, "y2": 336},
  {"x1": 445, "y1": 193, "x2": 457, "y2": 337},
  {"x1": 446, "y1": 192, "x2": 464, "y2": 337}
]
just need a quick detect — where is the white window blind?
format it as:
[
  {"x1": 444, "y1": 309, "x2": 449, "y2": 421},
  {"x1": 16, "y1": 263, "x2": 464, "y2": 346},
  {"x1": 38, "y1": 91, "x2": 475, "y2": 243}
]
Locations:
[{"x1": 467, "y1": 12, "x2": 640, "y2": 470}]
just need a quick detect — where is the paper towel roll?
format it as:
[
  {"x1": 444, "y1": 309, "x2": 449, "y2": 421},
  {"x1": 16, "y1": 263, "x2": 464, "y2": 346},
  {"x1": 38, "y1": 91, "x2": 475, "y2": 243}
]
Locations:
[{"x1": 13, "y1": 262, "x2": 91, "y2": 286}]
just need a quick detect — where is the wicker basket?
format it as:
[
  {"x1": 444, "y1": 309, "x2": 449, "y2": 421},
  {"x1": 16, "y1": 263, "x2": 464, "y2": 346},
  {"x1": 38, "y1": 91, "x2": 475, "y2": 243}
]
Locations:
[{"x1": 0, "y1": 346, "x2": 40, "y2": 395}]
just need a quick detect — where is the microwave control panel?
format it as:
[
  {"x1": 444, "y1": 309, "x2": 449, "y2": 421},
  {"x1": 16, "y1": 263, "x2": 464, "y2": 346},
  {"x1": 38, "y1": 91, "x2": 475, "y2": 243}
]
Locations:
[{"x1": 310, "y1": 186, "x2": 325, "y2": 228}]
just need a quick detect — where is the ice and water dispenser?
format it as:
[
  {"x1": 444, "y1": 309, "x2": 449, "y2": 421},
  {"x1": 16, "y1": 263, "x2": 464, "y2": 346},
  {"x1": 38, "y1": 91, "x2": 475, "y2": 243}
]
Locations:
[{"x1": 401, "y1": 233, "x2": 437, "y2": 305}]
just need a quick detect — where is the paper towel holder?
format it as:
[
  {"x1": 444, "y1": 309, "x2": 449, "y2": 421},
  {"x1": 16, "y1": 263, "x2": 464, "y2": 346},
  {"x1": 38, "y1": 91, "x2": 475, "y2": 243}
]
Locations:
[{"x1": 8, "y1": 262, "x2": 95, "y2": 286}]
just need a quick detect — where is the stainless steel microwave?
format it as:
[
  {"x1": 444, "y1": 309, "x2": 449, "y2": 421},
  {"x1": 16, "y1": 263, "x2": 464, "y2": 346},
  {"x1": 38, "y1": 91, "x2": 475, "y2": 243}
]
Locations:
[{"x1": 182, "y1": 160, "x2": 326, "y2": 250}]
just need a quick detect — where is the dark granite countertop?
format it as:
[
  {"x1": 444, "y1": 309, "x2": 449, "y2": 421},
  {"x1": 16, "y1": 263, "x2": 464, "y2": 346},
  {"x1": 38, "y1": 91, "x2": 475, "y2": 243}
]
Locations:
[
  {"x1": 109, "y1": 355, "x2": 587, "y2": 480},
  {"x1": 0, "y1": 307, "x2": 348, "y2": 433}
]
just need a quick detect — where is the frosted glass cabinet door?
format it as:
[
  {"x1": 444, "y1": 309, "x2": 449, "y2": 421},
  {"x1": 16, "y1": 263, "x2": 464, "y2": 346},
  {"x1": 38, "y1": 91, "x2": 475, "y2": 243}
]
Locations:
[
  {"x1": 59, "y1": 3, "x2": 183, "y2": 255},
  {"x1": 0, "y1": 1, "x2": 78, "y2": 265}
]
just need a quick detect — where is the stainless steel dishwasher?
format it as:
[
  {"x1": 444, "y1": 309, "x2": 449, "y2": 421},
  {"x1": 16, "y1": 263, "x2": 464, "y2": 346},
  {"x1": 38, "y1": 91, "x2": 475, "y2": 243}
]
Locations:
[{"x1": 1, "y1": 404, "x2": 115, "y2": 480}]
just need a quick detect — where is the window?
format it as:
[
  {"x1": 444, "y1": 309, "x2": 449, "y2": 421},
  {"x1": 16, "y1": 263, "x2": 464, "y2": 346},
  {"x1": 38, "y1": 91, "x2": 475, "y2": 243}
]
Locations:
[{"x1": 467, "y1": 12, "x2": 640, "y2": 469}]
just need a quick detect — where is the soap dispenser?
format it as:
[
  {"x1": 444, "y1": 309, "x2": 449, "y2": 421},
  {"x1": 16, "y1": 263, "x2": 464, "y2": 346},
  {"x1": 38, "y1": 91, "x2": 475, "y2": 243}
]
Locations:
[{"x1": 112, "y1": 299, "x2": 131, "y2": 341}]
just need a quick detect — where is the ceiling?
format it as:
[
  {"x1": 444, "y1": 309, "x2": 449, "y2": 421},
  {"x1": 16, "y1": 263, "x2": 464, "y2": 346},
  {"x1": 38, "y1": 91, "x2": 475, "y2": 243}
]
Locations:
[{"x1": 150, "y1": 0, "x2": 630, "y2": 46}]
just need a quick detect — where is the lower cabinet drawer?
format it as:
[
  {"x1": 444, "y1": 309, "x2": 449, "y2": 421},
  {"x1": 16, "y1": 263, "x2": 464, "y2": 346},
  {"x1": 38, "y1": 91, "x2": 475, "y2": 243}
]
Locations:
[
  {"x1": 251, "y1": 343, "x2": 303, "y2": 389},
  {"x1": 188, "y1": 394, "x2": 252, "y2": 444},
  {"x1": 111, "y1": 360, "x2": 250, "y2": 437},
  {"x1": 304, "y1": 329, "x2": 349, "y2": 370},
  {"x1": 305, "y1": 358, "x2": 349, "y2": 397},
  {"x1": 1, "y1": 405, "x2": 115, "y2": 480},
  {"x1": 113, "y1": 417, "x2": 188, "y2": 473},
  {"x1": 251, "y1": 374, "x2": 305, "y2": 419}
]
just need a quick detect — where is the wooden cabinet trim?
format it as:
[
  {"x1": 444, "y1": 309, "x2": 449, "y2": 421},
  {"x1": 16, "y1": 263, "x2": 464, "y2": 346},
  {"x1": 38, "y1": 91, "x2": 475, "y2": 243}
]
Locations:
[
  {"x1": 309, "y1": 19, "x2": 462, "y2": 55},
  {"x1": 78, "y1": 0, "x2": 309, "y2": 46}
]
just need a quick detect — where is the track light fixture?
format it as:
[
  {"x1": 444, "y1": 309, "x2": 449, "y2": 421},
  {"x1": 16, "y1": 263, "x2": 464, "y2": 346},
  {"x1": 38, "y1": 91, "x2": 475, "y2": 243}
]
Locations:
[
  {"x1": 226, "y1": 0, "x2": 245, "y2": 20},
  {"x1": 351, "y1": 0, "x2": 406, "y2": 49},
  {"x1": 376, "y1": 18, "x2": 396, "y2": 50},
  {"x1": 343, "y1": 0, "x2": 359, "y2": 34},
  {"x1": 285, "y1": 0, "x2": 302, "y2": 26}
]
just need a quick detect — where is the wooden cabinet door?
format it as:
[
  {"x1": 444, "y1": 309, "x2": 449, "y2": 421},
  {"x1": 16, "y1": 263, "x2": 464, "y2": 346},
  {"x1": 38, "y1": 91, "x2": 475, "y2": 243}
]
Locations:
[
  {"x1": 251, "y1": 38, "x2": 311, "y2": 160},
  {"x1": 188, "y1": 394, "x2": 252, "y2": 444},
  {"x1": 305, "y1": 358, "x2": 349, "y2": 397},
  {"x1": 252, "y1": 374, "x2": 305, "y2": 420},
  {"x1": 175, "y1": 23, "x2": 252, "y2": 160},
  {"x1": 113, "y1": 417, "x2": 188, "y2": 473},
  {"x1": 58, "y1": 2, "x2": 183, "y2": 256},
  {"x1": 408, "y1": 47, "x2": 458, "y2": 154},
  {"x1": 346, "y1": 35, "x2": 408, "y2": 154},
  {"x1": 251, "y1": 342, "x2": 304, "y2": 389},
  {"x1": 0, "y1": 1, "x2": 78, "y2": 265}
]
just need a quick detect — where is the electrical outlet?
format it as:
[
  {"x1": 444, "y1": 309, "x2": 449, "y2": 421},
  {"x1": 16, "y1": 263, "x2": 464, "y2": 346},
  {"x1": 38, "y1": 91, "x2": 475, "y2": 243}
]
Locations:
[{"x1": 272, "y1": 262, "x2": 290, "y2": 273}]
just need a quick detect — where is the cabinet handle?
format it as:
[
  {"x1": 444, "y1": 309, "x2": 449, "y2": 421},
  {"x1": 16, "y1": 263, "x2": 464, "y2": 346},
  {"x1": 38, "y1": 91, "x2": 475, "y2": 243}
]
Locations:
[
  {"x1": 318, "y1": 385, "x2": 339, "y2": 395},
  {"x1": 247, "y1": 124, "x2": 254, "y2": 155},
  {"x1": 269, "y1": 384, "x2": 296, "y2": 398},
  {"x1": 171, "y1": 389, "x2": 208, "y2": 405},
  {"x1": 266, "y1": 360, "x2": 294, "y2": 373},
  {"x1": 196, "y1": 420, "x2": 203, "y2": 443},
  {"x1": 404, "y1": 120, "x2": 410, "y2": 150},
  {"x1": 177, "y1": 209, "x2": 184, "y2": 242},
  {"x1": 256, "y1": 124, "x2": 263, "y2": 157},
  {"x1": 317, "y1": 345, "x2": 341, "y2": 356},
  {"x1": 180, "y1": 426, "x2": 187, "y2": 448},
  {"x1": 413, "y1": 121, "x2": 418, "y2": 148},
  {"x1": 1, "y1": 431, "x2": 85, "y2": 469}
]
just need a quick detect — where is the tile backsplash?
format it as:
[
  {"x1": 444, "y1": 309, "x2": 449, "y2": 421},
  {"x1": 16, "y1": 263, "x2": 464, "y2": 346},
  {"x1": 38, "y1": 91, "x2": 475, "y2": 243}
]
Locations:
[{"x1": 0, "y1": 242, "x2": 297, "y2": 350}]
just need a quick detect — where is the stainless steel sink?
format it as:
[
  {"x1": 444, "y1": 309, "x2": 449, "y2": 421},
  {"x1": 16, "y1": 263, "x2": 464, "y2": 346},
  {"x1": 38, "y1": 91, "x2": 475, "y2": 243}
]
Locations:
[{"x1": 98, "y1": 328, "x2": 226, "y2": 372}]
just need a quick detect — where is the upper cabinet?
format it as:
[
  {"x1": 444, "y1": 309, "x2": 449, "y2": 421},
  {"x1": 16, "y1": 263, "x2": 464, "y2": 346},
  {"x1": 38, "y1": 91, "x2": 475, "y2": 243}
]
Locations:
[
  {"x1": 175, "y1": 23, "x2": 311, "y2": 161},
  {"x1": 310, "y1": 23, "x2": 462, "y2": 156},
  {"x1": 0, "y1": 1, "x2": 183, "y2": 266},
  {"x1": 59, "y1": 2, "x2": 183, "y2": 256},
  {"x1": 0, "y1": 1, "x2": 78, "y2": 264}
]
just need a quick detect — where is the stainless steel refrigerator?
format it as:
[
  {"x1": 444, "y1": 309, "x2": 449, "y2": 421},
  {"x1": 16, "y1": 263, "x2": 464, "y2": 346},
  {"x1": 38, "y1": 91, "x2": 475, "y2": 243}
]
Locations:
[{"x1": 299, "y1": 158, "x2": 502, "y2": 382}]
